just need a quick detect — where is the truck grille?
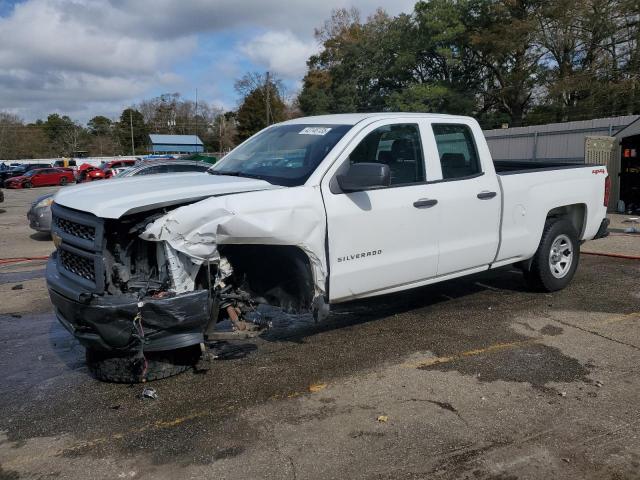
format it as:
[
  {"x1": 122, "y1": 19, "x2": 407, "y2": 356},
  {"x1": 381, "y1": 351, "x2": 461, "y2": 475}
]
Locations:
[
  {"x1": 59, "y1": 249, "x2": 96, "y2": 282},
  {"x1": 55, "y1": 217, "x2": 96, "y2": 242}
]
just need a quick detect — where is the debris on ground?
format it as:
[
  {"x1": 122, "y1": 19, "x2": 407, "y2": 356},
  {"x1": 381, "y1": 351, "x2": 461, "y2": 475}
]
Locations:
[
  {"x1": 141, "y1": 387, "x2": 158, "y2": 400},
  {"x1": 11, "y1": 284, "x2": 23, "y2": 290},
  {"x1": 595, "y1": 380, "x2": 604, "y2": 388},
  {"x1": 309, "y1": 383, "x2": 327, "y2": 393},
  {"x1": 377, "y1": 415, "x2": 389, "y2": 423},
  {"x1": 559, "y1": 391, "x2": 567, "y2": 397},
  {"x1": 623, "y1": 217, "x2": 639, "y2": 233}
]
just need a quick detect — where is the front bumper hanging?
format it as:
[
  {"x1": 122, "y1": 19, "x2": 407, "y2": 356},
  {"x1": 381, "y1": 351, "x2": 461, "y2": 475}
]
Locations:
[{"x1": 47, "y1": 254, "x2": 209, "y2": 352}]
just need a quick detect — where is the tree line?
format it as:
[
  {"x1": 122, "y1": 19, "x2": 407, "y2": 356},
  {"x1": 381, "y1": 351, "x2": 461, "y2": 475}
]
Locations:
[
  {"x1": 1, "y1": 0, "x2": 638, "y2": 160},
  {"x1": 0, "y1": 95, "x2": 241, "y2": 160},
  {"x1": 299, "y1": 0, "x2": 640, "y2": 128}
]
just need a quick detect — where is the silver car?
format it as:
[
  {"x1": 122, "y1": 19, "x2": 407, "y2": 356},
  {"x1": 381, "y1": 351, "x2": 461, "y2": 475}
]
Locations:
[
  {"x1": 27, "y1": 193, "x2": 55, "y2": 232},
  {"x1": 28, "y1": 160, "x2": 212, "y2": 233}
]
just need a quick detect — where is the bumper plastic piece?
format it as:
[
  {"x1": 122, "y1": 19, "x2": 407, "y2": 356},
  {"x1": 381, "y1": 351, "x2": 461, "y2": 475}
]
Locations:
[
  {"x1": 593, "y1": 218, "x2": 610, "y2": 240},
  {"x1": 47, "y1": 255, "x2": 209, "y2": 352}
]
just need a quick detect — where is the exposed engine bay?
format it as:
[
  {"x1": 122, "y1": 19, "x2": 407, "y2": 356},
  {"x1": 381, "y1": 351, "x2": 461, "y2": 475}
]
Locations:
[{"x1": 99, "y1": 206, "x2": 316, "y2": 338}]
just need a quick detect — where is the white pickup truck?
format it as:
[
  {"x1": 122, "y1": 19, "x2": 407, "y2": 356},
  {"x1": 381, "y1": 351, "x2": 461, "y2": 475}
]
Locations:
[{"x1": 47, "y1": 113, "x2": 610, "y2": 382}]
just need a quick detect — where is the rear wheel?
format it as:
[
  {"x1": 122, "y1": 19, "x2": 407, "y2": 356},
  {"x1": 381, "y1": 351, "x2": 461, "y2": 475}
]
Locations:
[
  {"x1": 523, "y1": 218, "x2": 579, "y2": 292},
  {"x1": 59, "y1": 177, "x2": 68, "y2": 186},
  {"x1": 85, "y1": 346, "x2": 201, "y2": 383}
]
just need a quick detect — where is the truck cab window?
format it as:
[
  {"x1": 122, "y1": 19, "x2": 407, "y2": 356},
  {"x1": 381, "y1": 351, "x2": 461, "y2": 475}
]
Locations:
[
  {"x1": 433, "y1": 124, "x2": 481, "y2": 179},
  {"x1": 348, "y1": 123, "x2": 425, "y2": 185}
]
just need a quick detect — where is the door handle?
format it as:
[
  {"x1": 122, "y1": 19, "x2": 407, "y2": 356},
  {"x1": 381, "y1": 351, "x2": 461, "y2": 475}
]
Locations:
[
  {"x1": 413, "y1": 198, "x2": 438, "y2": 208},
  {"x1": 477, "y1": 191, "x2": 497, "y2": 200}
]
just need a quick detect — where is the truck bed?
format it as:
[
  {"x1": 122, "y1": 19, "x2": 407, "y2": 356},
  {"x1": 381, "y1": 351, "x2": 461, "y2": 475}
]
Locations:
[{"x1": 494, "y1": 160, "x2": 591, "y2": 175}]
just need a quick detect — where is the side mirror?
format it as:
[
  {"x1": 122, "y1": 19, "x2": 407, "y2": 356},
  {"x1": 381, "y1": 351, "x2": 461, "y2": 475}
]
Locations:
[{"x1": 336, "y1": 163, "x2": 391, "y2": 193}]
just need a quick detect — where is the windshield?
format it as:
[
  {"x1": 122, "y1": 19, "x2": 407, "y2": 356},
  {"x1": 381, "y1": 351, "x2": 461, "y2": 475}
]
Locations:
[{"x1": 210, "y1": 124, "x2": 352, "y2": 186}]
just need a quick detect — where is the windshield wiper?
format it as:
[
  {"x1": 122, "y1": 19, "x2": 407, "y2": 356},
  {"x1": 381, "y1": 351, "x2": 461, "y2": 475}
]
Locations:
[
  {"x1": 208, "y1": 170, "x2": 272, "y2": 184},
  {"x1": 208, "y1": 170, "x2": 243, "y2": 176}
]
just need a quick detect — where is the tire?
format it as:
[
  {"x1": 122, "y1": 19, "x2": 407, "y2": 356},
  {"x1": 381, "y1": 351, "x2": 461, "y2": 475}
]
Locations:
[
  {"x1": 24, "y1": 181, "x2": 32, "y2": 188},
  {"x1": 523, "y1": 218, "x2": 580, "y2": 292},
  {"x1": 59, "y1": 177, "x2": 68, "y2": 186},
  {"x1": 85, "y1": 345, "x2": 201, "y2": 383}
]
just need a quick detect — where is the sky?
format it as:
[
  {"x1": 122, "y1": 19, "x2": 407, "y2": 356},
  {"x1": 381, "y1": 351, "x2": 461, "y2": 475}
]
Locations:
[{"x1": 0, "y1": 0, "x2": 415, "y2": 124}]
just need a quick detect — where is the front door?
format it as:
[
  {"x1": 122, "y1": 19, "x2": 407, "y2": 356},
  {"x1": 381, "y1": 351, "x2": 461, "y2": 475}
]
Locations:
[{"x1": 322, "y1": 120, "x2": 440, "y2": 302}]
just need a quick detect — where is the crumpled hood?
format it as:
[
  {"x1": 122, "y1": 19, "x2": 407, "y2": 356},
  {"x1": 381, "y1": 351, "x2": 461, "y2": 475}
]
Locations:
[{"x1": 53, "y1": 173, "x2": 282, "y2": 218}]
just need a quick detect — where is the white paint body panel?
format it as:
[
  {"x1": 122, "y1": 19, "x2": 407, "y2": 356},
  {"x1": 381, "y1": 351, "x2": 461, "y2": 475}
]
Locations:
[
  {"x1": 53, "y1": 113, "x2": 609, "y2": 305},
  {"x1": 53, "y1": 173, "x2": 281, "y2": 218},
  {"x1": 495, "y1": 168, "x2": 608, "y2": 262}
]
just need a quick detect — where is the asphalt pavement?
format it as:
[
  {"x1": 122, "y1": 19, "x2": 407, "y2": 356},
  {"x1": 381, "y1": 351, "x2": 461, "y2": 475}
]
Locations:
[{"x1": 1, "y1": 186, "x2": 639, "y2": 479}]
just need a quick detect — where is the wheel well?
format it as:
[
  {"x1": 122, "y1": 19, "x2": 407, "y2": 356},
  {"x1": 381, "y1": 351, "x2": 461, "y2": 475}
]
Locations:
[
  {"x1": 546, "y1": 203, "x2": 587, "y2": 238},
  {"x1": 218, "y1": 245, "x2": 315, "y2": 313}
]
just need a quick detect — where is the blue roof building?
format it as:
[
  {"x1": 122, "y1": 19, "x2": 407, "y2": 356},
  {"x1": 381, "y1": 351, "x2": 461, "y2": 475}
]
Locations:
[{"x1": 149, "y1": 134, "x2": 204, "y2": 154}]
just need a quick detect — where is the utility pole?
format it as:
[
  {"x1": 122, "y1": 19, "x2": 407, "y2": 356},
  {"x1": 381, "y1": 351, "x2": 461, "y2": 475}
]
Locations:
[
  {"x1": 129, "y1": 109, "x2": 135, "y2": 155},
  {"x1": 265, "y1": 71, "x2": 270, "y2": 127},
  {"x1": 219, "y1": 115, "x2": 224, "y2": 152},
  {"x1": 194, "y1": 88, "x2": 198, "y2": 137}
]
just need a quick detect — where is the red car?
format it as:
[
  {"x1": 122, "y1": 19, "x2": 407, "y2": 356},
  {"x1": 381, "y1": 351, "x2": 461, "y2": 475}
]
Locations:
[
  {"x1": 4, "y1": 168, "x2": 75, "y2": 189},
  {"x1": 77, "y1": 160, "x2": 136, "y2": 182},
  {"x1": 100, "y1": 159, "x2": 136, "y2": 178},
  {"x1": 77, "y1": 163, "x2": 106, "y2": 182}
]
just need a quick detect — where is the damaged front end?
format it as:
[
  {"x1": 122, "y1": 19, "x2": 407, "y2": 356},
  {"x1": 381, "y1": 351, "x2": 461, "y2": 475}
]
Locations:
[{"x1": 47, "y1": 201, "x2": 318, "y2": 355}]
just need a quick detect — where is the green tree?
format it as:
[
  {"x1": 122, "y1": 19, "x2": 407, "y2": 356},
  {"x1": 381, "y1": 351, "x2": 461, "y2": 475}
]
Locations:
[
  {"x1": 40, "y1": 113, "x2": 88, "y2": 155},
  {"x1": 116, "y1": 108, "x2": 148, "y2": 154},
  {"x1": 298, "y1": 5, "x2": 481, "y2": 117},
  {"x1": 87, "y1": 115, "x2": 113, "y2": 136},
  {"x1": 235, "y1": 73, "x2": 286, "y2": 141}
]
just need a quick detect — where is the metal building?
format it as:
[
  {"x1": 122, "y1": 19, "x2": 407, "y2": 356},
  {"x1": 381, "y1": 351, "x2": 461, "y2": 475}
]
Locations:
[
  {"x1": 484, "y1": 115, "x2": 640, "y2": 211},
  {"x1": 613, "y1": 118, "x2": 640, "y2": 212},
  {"x1": 149, "y1": 134, "x2": 204, "y2": 154}
]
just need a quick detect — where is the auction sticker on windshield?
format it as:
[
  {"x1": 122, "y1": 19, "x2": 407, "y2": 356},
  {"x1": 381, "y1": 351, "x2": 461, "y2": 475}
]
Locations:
[{"x1": 299, "y1": 127, "x2": 332, "y2": 135}]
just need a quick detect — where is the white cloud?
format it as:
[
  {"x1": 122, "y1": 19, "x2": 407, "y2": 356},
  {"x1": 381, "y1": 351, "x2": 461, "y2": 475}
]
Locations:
[
  {"x1": 0, "y1": 0, "x2": 416, "y2": 122},
  {"x1": 239, "y1": 31, "x2": 318, "y2": 78}
]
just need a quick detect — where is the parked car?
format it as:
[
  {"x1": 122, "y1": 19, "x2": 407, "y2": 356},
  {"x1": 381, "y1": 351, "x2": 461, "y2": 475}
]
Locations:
[
  {"x1": 3, "y1": 163, "x2": 52, "y2": 182},
  {"x1": 27, "y1": 193, "x2": 54, "y2": 232},
  {"x1": 99, "y1": 159, "x2": 137, "y2": 178},
  {"x1": 29, "y1": 160, "x2": 211, "y2": 233},
  {"x1": 47, "y1": 113, "x2": 610, "y2": 383},
  {"x1": 0, "y1": 164, "x2": 8, "y2": 201},
  {"x1": 76, "y1": 163, "x2": 106, "y2": 182},
  {"x1": 113, "y1": 159, "x2": 211, "y2": 177},
  {"x1": 4, "y1": 168, "x2": 74, "y2": 188},
  {"x1": 54, "y1": 159, "x2": 78, "y2": 168},
  {"x1": 1, "y1": 164, "x2": 23, "y2": 183},
  {"x1": 76, "y1": 160, "x2": 137, "y2": 182}
]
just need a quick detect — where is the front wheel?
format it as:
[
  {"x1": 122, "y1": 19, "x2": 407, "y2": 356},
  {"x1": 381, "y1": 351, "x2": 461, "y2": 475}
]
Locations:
[
  {"x1": 23, "y1": 181, "x2": 32, "y2": 188},
  {"x1": 523, "y1": 218, "x2": 580, "y2": 292},
  {"x1": 85, "y1": 346, "x2": 201, "y2": 383}
]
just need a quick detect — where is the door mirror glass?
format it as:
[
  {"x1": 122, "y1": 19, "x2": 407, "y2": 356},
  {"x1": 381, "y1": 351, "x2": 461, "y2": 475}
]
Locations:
[{"x1": 337, "y1": 163, "x2": 390, "y2": 192}]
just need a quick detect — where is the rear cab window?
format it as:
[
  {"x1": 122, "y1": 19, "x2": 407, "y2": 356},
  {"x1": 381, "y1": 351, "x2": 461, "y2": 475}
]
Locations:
[{"x1": 432, "y1": 124, "x2": 482, "y2": 180}]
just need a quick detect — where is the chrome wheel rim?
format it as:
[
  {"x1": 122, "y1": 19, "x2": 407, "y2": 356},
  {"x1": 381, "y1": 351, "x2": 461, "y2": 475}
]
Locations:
[{"x1": 549, "y1": 234, "x2": 573, "y2": 279}]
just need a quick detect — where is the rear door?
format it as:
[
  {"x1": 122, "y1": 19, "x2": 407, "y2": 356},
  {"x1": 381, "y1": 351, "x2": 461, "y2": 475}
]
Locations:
[
  {"x1": 322, "y1": 119, "x2": 440, "y2": 302},
  {"x1": 422, "y1": 122, "x2": 501, "y2": 275}
]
